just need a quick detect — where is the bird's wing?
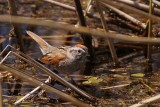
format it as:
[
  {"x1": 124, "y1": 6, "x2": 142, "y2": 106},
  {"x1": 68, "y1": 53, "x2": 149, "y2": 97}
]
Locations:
[
  {"x1": 26, "y1": 31, "x2": 57, "y2": 55},
  {"x1": 40, "y1": 52, "x2": 66, "y2": 66}
]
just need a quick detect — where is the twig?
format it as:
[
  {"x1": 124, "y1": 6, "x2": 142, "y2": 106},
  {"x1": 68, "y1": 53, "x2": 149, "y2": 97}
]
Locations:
[
  {"x1": 95, "y1": 0, "x2": 119, "y2": 65},
  {"x1": 100, "y1": 83, "x2": 130, "y2": 90},
  {"x1": 141, "y1": 81, "x2": 156, "y2": 94},
  {"x1": 1, "y1": 15, "x2": 160, "y2": 44},
  {"x1": 90, "y1": 15, "x2": 142, "y2": 31},
  {"x1": 43, "y1": 0, "x2": 75, "y2": 11},
  {"x1": 116, "y1": 0, "x2": 160, "y2": 16},
  {"x1": 129, "y1": 94, "x2": 160, "y2": 107},
  {"x1": 118, "y1": 51, "x2": 143, "y2": 61},
  {"x1": 106, "y1": 17, "x2": 142, "y2": 31},
  {"x1": 101, "y1": 2, "x2": 146, "y2": 29},
  {"x1": 153, "y1": 0, "x2": 160, "y2": 7}
]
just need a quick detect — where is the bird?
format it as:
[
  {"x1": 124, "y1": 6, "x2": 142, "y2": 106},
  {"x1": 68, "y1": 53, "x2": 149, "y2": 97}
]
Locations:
[{"x1": 26, "y1": 31, "x2": 88, "y2": 75}]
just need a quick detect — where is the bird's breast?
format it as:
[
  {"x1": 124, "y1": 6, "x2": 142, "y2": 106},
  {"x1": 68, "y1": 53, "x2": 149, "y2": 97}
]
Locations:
[{"x1": 57, "y1": 58, "x2": 86, "y2": 73}]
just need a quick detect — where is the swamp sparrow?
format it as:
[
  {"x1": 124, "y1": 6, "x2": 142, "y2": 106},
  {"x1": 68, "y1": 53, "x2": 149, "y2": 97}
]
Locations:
[{"x1": 26, "y1": 31, "x2": 88, "y2": 75}]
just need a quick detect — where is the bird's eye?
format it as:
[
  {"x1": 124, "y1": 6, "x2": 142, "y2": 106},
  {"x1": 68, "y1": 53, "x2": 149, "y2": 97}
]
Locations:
[{"x1": 77, "y1": 50, "x2": 82, "y2": 53}]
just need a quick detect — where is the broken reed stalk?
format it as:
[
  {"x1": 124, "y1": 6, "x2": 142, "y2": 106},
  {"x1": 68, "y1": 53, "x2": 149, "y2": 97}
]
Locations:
[
  {"x1": 1, "y1": 15, "x2": 160, "y2": 44},
  {"x1": 95, "y1": 0, "x2": 119, "y2": 65},
  {"x1": 7, "y1": 0, "x2": 24, "y2": 52},
  {"x1": 101, "y1": 2, "x2": 146, "y2": 29},
  {"x1": 116, "y1": 0, "x2": 160, "y2": 16},
  {"x1": 153, "y1": 0, "x2": 160, "y2": 7},
  {"x1": 43, "y1": 0, "x2": 75, "y2": 11},
  {"x1": 74, "y1": 0, "x2": 94, "y2": 75}
]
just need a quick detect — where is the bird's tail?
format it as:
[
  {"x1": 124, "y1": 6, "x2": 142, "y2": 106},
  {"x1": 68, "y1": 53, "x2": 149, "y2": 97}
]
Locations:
[{"x1": 26, "y1": 31, "x2": 52, "y2": 55}]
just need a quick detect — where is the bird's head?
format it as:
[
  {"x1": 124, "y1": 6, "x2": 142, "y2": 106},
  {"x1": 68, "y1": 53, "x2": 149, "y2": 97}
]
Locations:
[{"x1": 67, "y1": 44, "x2": 88, "y2": 60}]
